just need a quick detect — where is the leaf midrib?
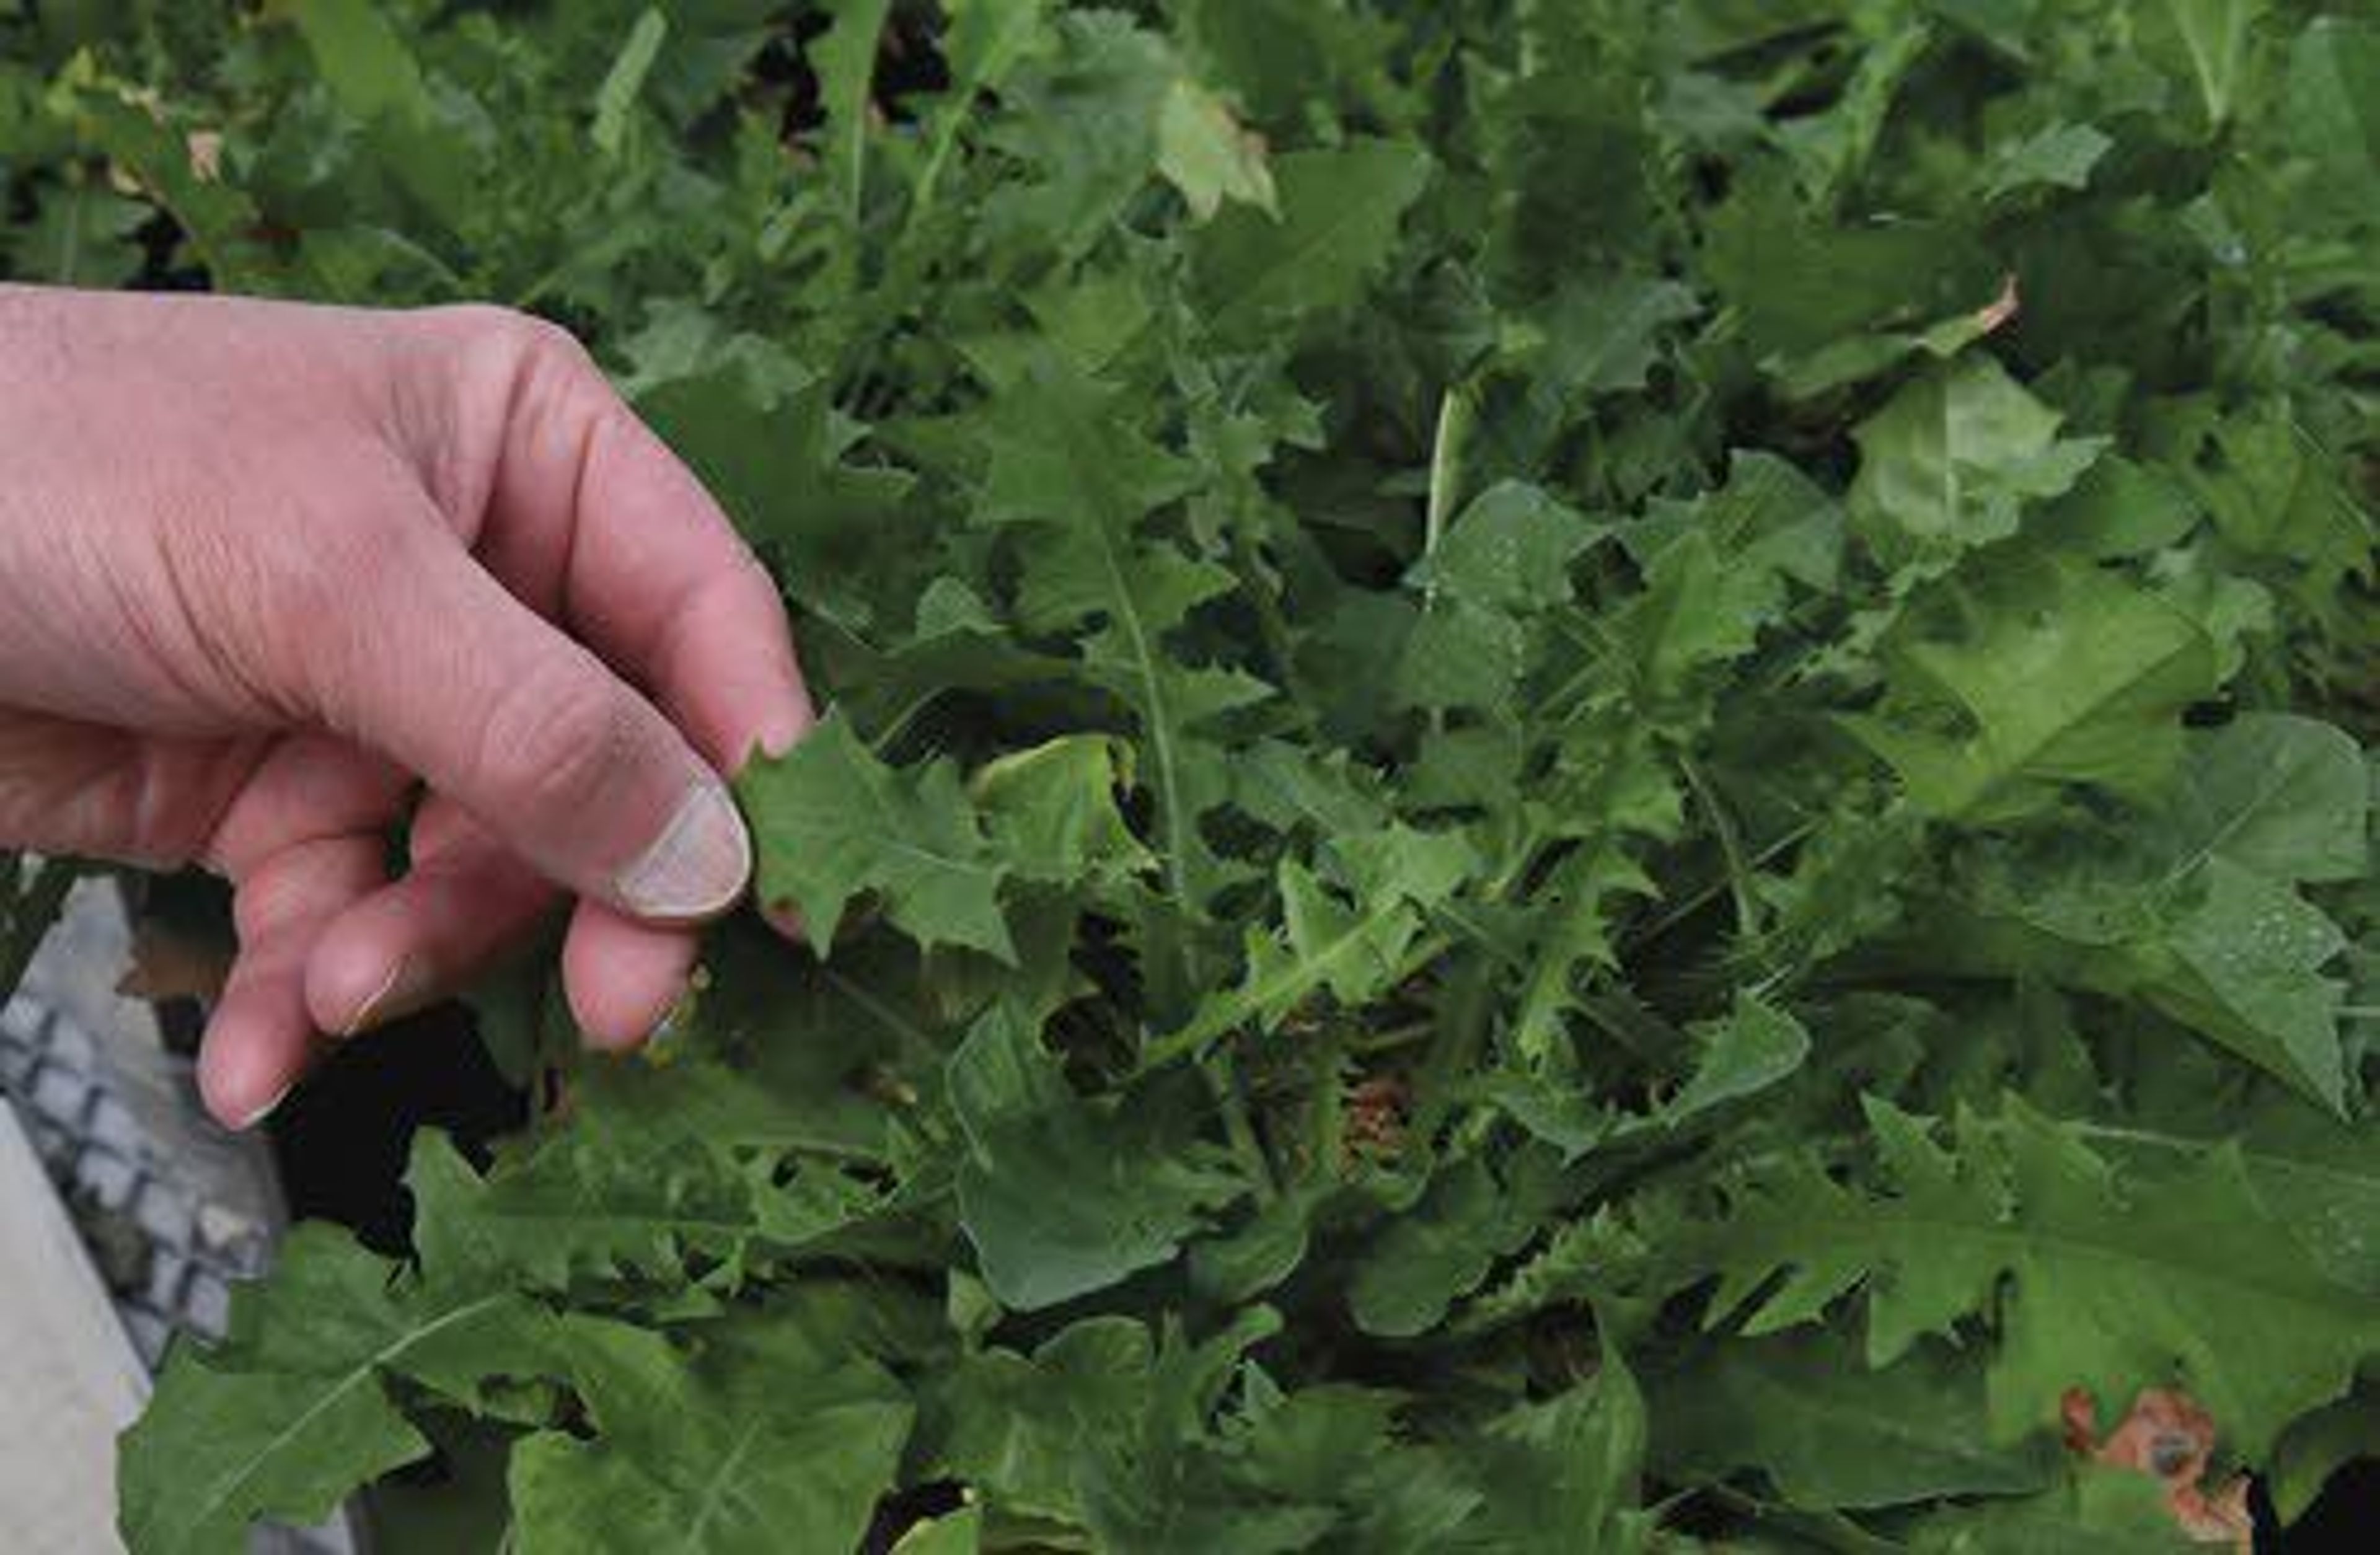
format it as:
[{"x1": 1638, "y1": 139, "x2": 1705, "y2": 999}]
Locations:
[
  {"x1": 163, "y1": 1293, "x2": 513, "y2": 1549},
  {"x1": 1944, "y1": 601, "x2": 2205, "y2": 817},
  {"x1": 1148, "y1": 896, "x2": 1413, "y2": 1065},
  {"x1": 676, "y1": 1412, "x2": 767, "y2": 1552},
  {"x1": 1210, "y1": 154, "x2": 1414, "y2": 335}
]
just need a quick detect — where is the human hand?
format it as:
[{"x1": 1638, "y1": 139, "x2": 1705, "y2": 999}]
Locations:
[{"x1": 0, "y1": 285, "x2": 810, "y2": 1128}]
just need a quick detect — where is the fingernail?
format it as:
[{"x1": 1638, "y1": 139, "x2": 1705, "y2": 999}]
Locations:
[
  {"x1": 236, "y1": 1081, "x2": 294, "y2": 1131},
  {"x1": 617, "y1": 780, "x2": 751, "y2": 920},
  {"x1": 340, "y1": 958, "x2": 416, "y2": 1039}
]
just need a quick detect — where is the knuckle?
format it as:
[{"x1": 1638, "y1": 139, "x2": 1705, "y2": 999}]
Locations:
[
  {"x1": 426, "y1": 304, "x2": 603, "y2": 412},
  {"x1": 430, "y1": 302, "x2": 578, "y2": 359},
  {"x1": 508, "y1": 311, "x2": 597, "y2": 380}
]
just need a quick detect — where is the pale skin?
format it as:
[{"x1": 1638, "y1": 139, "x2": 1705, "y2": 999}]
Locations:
[{"x1": 0, "y1": 284, "x2": 813, "y2": 1130}]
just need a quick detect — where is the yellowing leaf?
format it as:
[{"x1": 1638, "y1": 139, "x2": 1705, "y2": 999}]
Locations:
[{"x1": 1157, "y1": 77, "x2": 1276, "y2": 222}]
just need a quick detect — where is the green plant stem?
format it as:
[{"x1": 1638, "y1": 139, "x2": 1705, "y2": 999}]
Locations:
[
  {"x1": 1202, "y1": 1054, "x2": 1277, "y2": 1202},
  {"x1": 1678, "y1": 752, "x2": 1760, "y2": 941}
]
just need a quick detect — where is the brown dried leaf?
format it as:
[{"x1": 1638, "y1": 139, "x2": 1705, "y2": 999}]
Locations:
[
  {"x1": 2062, "y1": 1386, "x2": 2255, "y2": 1551},
  {"x1": 117, "y1": 920, "x2": 234, "y2": 1004}
]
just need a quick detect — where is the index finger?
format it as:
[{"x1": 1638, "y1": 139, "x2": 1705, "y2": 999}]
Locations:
[{"x1": 425, "y1": 307, "x2": 814, "y2": 777}]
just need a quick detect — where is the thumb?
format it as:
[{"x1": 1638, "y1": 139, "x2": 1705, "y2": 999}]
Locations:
[{"x1": 318, "y1": 534, "x2": 751, "y2": 924}]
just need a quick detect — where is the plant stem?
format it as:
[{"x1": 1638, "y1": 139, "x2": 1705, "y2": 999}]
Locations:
[
  {"x1": 1678, "y1": 752, "x2": 1759, "y2": 941},
  {"x1": 1202, "y1": 1053, "x2": 1277, "y2": 1202}
]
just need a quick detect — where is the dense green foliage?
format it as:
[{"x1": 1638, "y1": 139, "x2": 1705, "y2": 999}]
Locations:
[{"x1": 6, "y1": 1, "x2": 2378, "y2": 1549}]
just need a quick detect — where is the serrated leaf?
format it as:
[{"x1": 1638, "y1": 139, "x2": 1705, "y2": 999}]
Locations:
[
  {"x1": 974, "y1": 356, "x2": 1258, "y2": 928},
  {"x1": 1157, "y1": 77, "x2": 1276, "y2": 221},
  {"x1": 1151, "y1": 825, "x2": 1476, "y2": 1064},
  {"x1": 1347, "y1": 1153, "x2": 1567, "y2": 1339},
  {"x1": 1664, "y1": 996, "x2": 1810, "y2": 1126},
  {"x1": 739, "y1": 713, "x2": 1013, "y2": 960},
  {"x1": 119, "y1": 1228, "x2": 554, "y2": 1555},
  {"x1": 509, "y1": 1316, "x2": 911, "y2": 1555},
  {"x1": 1450, "y1": 1348, "x2": 1652, "y2": 1553},
  {"x1": 1193, "y1": 136, "x2": 1431, "y2": 345},
  {"x1": 1848, "y1": 554, "x2": 2218, "y2": 821},
  {"x1": 1693, "y1": 1099, "x2": 2380, "y2": 1457}
]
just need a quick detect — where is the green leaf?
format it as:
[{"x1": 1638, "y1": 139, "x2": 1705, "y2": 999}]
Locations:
[
  {"x1": 909, "y1": 0, "x2": 1057, "y2": 217},
  {"x1": 930, "y1": 1317, "x2": 1160, "y2": 1525},
  {"x1": 1157, "y1": 77, "x2": 1276, "y2": 222},
  {"x1": 2283, "y1": 17, "x2": 2380, "y2": 213},
  {"x1": 1347, "y1": 1153, "x2": 1564, "y2": 1338},
  {"x1": 2268, "y1": 1385, "x2": 2380, "y2": 1525},
  {"x1": 1850, "y1": 357, "x2": 2107, "y2": 571},
  {"x1": 974, "y1": 355, "x2": 1258, "y2": 932},
  {"x1": 950, "y1": 1008, "x2": 1243, "y2": 1308},
  {"x1": 1192, "y1": 137, "x2": 1432, "y2": 345},
  {"x1": 9, "y1": 178, "x2": 151, "y2": 286},
  {"x1": 1704, "y1": 163, "x2": 1982, "y2": 366},
  {"x1": 1652, "y1": 1329, "x2": 2058, "y2": 1509},
  {"x1": 1510, "y1": 736, "x2": 1678, "y2": 1063},
  {"x1": 590, "y1": 9, "x2": 668, "y2": 157},
  {"x1": 288, "y1": 0, "x2": 436, "y2": 125},
  {"x1": 1983, "y1": 122, "x2": 2113, "y2": 201},
  {"x1": 1848, "y1": 554, "x2": 2219, "y2": 821},
  {"x1": 1693, "y1": 1099, "x2": 2380, "y2": 1458},
  {"x1": 2045, "y1": 456, "x2": 2203, "y2": 561},
  {"x1": 1535, "y1": 274, "x2": 1703, "y2": 399},
  {"x1": 1664, "y1": 996, "x2": 1811, "y2": 1126},
  {"x1": 1223, "y1": 1385, "x2": 1481, "y2": 1549},
  {"x1": 2154, "y1": 0, "x2": 2265, "y2": 129},
  {"x1": 284, "y1": 0, "x2": 472, "y2": 227},
  {"x1": 1924, "y1": 866, "x2": 2351, "y2": 1111},
  {"x1": 738, "y1": 713, "x2": 1013, "y2": 961},
  {"x1": 813, "y1": 0, "x2": 892, "y2": 221},
  {"x1": 1410, "y1": 481, "x2": 1606, "y2": 612},
  {"x1": 1152, "y1": 825, "x2": 1476, "y2": 1064},
  {"x1": 972, "y1": 733, "x2": 1155, "y2": 884},
  {"x1": 1913, "y1": 718, "x2": 2363, "y2": 1108},
  {"x1": 508, "y1": 1316, "x2": 911, "y2": 1555},
  {"x1": 892, "y1": 1505, "x2": 984, "y2": 1554},
  {"x1": 119, "y1": 1229, "x2": 553, "y2": 1555},
  {"x1": 1450, "y1": 1347, "x2": 1652, "y2": 1553},
  {"x1": 1629, "y1": 451, "x2": 1844, "y2": 598},
  {"x1": 1907, "y1": 1463, "x2": 2205, "y2": 1552}
]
